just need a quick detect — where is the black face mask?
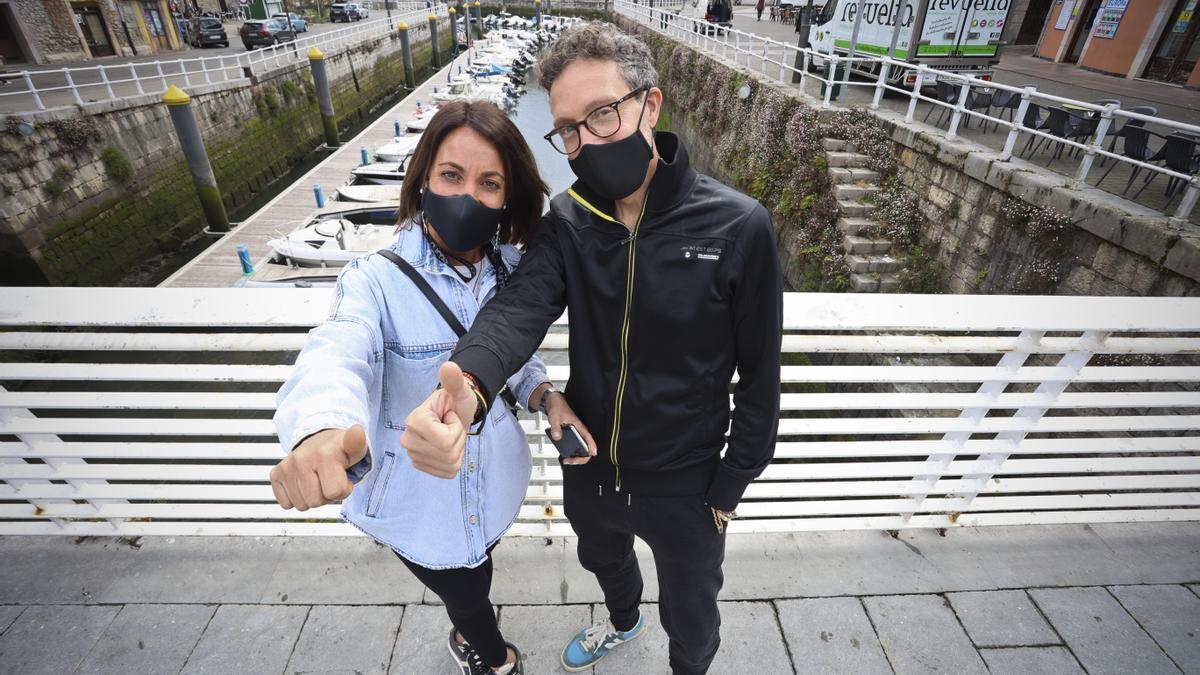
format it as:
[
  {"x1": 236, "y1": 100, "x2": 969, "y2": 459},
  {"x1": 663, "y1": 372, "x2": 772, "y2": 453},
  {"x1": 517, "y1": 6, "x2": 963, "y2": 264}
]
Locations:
[
  {"x1": 421, "y1": 183, "x2": 505, "y2": 253},
  {"x1": 568, "y1": 93, "x2": 653, "y2": 202}
]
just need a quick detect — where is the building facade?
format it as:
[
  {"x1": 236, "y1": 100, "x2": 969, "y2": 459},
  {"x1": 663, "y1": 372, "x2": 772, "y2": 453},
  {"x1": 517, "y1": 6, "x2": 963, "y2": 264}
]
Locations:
[
  {"x1": 1033, "y1": 0, "x2": 1200, "y2": 86},
  {"x1": 0, "y1": 0, "x2": 184, "y2": 66}
]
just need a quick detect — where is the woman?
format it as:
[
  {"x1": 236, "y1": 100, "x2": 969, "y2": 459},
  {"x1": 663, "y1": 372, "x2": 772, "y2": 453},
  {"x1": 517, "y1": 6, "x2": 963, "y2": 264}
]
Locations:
[{"x1": 272, "y1": 100, "x2": 596, "y2": 675}]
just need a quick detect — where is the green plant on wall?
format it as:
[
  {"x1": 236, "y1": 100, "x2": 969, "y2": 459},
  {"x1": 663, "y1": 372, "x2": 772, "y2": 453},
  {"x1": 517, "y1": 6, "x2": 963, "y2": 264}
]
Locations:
[
  {"x1": 42, "y1": 164, "x2": 74, "y2": 199},
  {"x1": 100, "y1": 147, "x2": 134, "y2": 185}
]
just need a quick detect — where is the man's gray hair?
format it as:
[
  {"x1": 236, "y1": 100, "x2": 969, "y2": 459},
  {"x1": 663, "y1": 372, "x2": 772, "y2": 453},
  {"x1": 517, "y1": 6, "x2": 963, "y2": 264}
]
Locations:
[{"x1": 537, "y1": 21, "x2": 658, "y2": 93}]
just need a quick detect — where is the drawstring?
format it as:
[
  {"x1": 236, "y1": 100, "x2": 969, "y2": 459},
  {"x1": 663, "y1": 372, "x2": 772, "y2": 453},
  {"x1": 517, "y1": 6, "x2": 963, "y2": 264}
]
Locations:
[{"x1": 627, "y1": 494, "x2": 631, "y2": 507}]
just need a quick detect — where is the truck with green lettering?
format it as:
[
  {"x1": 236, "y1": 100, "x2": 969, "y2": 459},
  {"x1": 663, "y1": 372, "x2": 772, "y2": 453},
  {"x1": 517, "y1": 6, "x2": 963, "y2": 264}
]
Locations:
[{"x1": 808, "y1": 0, "x2": 1014, "y2": 86}]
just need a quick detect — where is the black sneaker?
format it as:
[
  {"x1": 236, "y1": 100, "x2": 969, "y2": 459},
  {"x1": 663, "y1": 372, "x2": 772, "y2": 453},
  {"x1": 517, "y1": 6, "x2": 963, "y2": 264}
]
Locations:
[
  {"x1": 464, "y1": 641, "x2": 524, "y2": 675},
  {"x1": 447, "y1": 627, "x2": 471, "y2": 674}
]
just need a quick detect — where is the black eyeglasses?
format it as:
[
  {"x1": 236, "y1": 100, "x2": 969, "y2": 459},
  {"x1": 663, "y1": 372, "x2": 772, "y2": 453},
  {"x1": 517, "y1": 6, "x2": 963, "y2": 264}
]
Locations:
[{"x1": 543, "y1": 86, "x2": 649, "y2": 155}]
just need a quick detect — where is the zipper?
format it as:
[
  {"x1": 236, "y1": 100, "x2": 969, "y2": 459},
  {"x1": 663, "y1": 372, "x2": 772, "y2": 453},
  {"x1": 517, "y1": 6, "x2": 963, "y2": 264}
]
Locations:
[{"x1": 607, "y1": 201, "x2": 648, "y2": 492}]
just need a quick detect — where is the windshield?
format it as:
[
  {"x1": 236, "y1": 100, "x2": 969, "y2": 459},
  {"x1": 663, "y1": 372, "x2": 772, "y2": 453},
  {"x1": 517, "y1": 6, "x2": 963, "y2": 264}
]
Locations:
[
  {"x1": 201, "y1": 19, "x2": 221, "y2": 28},
  {"x1": 816, "y1": 0, "x2": 837, "y2": 25}
]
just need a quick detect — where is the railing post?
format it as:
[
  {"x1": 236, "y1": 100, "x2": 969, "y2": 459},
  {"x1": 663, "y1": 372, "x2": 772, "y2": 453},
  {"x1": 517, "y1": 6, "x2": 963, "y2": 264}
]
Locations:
[
  {"x1": 62, "y1": 68, "x2": 83, "y2": 105},
  {"x1": 905, "y1": 70, "x2": 923, "y2": 122},
  {"x1": 872, "y1": 62, "x2": 889, "y2": 109},
  {"x1": 1175, "y1": 180, "x2": 1200, "y2": 220},
  {"x1": 163, "y1": 85, "x2": 230, "y2": 234},
  {"x1": 1075, "y1": 103, "x2": 1115, "y2": 185},
  {"x1": 155, "y1": 61, "x2": 166, "y2": 91},
  {"x1": 130, "y1": 63, "x2": 145, "y2": 95},
  {"x1": 823, "y1": 55, "x2": 837, "y2": 108},
  {"x1": 947, "y1": 79, "x2": 970, "y2": 139},
  {"x1": 22, "y1": 72, "x2": 44, "y2": 111},
  {"x1": 99, "y1": 66, "x2": 115, "y2": 100},
  {"x1": 1000, "y1": 86, "x2": 1034, "y2": 161}
]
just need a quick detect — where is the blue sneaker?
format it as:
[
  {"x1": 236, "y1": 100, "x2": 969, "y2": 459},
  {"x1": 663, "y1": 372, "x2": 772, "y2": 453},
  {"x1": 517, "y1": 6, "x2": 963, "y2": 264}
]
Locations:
[{"x1": 560, "y1": 611, "x2": 645, "y2": 672}]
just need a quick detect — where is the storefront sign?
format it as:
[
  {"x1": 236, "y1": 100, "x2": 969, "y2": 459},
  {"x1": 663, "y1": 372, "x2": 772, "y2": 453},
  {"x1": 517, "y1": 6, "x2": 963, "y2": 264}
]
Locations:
[{"x1": 1092, "y1": 0, "x2": 1126, "y2": 38}]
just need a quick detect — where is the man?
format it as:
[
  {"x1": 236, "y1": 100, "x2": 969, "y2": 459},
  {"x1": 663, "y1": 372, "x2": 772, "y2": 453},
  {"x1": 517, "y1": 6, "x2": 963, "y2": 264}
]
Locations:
[{"x1": 406, "y1": 22, "x2": 783, "y2": 674}]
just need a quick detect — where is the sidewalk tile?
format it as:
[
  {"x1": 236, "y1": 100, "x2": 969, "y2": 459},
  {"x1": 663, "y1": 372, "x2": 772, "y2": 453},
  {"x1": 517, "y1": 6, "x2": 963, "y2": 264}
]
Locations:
[
  {"x1": 720, "y1": 534, "x2": 806, "y2": 600},
  {"x1": 0, "y1": 536, "x2": 127, "y2": 603},
  {"x1": 181, "y1": 604, "x2": 308, "y2": 675},
  {"x1": 389, "y1": 603, "x2": 464, "y2": 674},
  {"x1": 709, "y1": 601, "x2": 793, "y2": 673},
  {"x1": 75, "y1": 604, "x2": 214, "y2": 675},
  {"x1": 863, "y1": 594, "x2": 988, "y2": 675},
  {"x1": 0, "y1": 605, "x2": 120, "y2": 675},
  {"x1": 1029, "y1": 587, "x2": 1178, "y2": 675},
  {"x1": 1108, "y1": 584, "x2": 1200, "y2": 672},
  {"x1": 1092, "y1": 523, "x2": 1200, "y2": 584},
  {"x1": 979, "y1": 646, "x2": 1085, "y2": 675},
  {"x1": 594, "y1": 604, "x2": 669, "y2": 674},
  {"x1": 775, "y1": 597, "x2": 891, "y2": 674},
  {"x1": 499, "y1": 604, "x2": 592, "y2": 674},
  {"x1": 490, "y1": 537, "x2": 577, "y2": 605},
  {"x1": 947, "y1": 590, "x2": 1059, "y2": 647},
  {"x1": 793, "y1": 531, "x2": 946, "y2": 596},
  {"x1": 262, "y1": 537, "x2": 424, "y2": 605},
  {"x1": 287, "y1": 605, "x2": 403, "y2": 675}
]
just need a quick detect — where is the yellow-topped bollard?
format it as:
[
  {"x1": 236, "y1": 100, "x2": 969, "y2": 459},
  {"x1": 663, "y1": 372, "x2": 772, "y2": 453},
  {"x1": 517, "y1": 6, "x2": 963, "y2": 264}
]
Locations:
[
  {"x1": 307, "y1": 46, "x2": 324, "y2": 60},
  {"x1": 399, "y1": 20, "x2": 415, "y2": 88},
  {"x1": 161, "y1": 84, "x2": 229, "y2": 233},
  {"x1": 429, "y1": 12, "x2": 442, "y2": 68},
  {"x1": 308, "y1": 45, "x2": 339, "y2": 147},
  {"x1": 397, "y1": 21, "x2": 408, "y2": 30},
  {"x1": 162, "y1": 84, "x2": 190, "y2": 106},
  {"x1": 428, "y1": 12, "x2": 437, "y2": 20},
  {"x1": 448, "y1": 5, "x2": 455, "y2": 12}
]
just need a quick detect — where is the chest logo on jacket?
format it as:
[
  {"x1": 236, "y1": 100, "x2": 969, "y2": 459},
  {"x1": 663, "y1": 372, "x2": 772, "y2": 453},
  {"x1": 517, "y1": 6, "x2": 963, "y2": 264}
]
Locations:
[{"x1": 681, "y1": 245, "x2": 723, "y2": 262}]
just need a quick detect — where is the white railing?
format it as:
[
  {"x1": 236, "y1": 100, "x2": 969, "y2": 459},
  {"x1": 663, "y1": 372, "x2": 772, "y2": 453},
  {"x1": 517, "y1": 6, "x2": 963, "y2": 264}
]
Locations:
[
  {"x1": 2, "y1": 7, "x2": 446, "y2": 115},
  {"x1": 616, "y1": 0, "x2": 1200, "y2": 220},
  {"x1": 1, "y1": 288, "x2": 1197, "y2": 536}
]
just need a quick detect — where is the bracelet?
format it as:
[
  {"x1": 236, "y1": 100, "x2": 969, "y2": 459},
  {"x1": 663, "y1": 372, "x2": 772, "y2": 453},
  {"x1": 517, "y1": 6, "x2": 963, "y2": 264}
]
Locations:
[
  {"x1": 460, "y1": 371, "x2": 488, "y2": 428},
  {"x1": 536, "y1": 384, "x2": 558, "y2": 415}
]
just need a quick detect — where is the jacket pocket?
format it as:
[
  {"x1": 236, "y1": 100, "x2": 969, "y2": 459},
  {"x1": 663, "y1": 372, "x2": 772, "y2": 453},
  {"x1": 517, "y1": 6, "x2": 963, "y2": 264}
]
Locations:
[
  {"x1": 365, "y1": 450, "x2": 396, "y2": 518},
  {"x1": 382, "y1": 345, "x2": 453, "y2": 429}
]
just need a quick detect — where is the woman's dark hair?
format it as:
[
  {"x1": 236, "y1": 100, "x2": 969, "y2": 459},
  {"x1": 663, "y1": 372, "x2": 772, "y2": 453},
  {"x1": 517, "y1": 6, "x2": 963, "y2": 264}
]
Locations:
[{"x1": 398, "y1": 100, "x2": 548, "y2": 247}]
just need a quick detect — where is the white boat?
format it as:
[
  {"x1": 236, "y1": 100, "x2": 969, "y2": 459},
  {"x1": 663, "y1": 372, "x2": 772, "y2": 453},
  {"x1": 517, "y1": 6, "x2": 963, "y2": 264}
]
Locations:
[
  {"x1": 406, "y1": 115, "x2": 433, "y2": 132},
  {"x1": 336, "y1": 185, "x2": 401, "y2": 202},
  {"x1": 375, "y1": 134, "x2": 421, "y2": 163},
  {"x1": 265, "y1": 201, "x2": 400, "y2": 268},
  {"x1": 351, "y1": 160, "x2": 409, "y2": 185}
]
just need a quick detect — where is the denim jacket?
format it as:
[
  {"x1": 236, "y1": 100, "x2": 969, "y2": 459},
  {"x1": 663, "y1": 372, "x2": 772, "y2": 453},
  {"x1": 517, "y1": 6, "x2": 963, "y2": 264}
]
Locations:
[{"x1": 273, "y1": 224, "x2": 548, "y2": 569}]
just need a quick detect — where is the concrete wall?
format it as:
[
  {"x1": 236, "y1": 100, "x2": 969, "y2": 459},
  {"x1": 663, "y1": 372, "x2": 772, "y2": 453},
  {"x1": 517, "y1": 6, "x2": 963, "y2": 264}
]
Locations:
[
  {"x1": 0, "y1": 19, "x2": 452, "y2": 285},
  {"x1": 1036, "y1": 0, "x2": 1073, "y2": 58}
]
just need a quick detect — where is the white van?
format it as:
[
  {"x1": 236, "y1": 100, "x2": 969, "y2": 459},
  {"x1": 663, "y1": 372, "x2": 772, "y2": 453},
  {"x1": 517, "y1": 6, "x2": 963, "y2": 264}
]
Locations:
[{"x1": 809, "y1": 0, "x2": 1013, "y2": 86}]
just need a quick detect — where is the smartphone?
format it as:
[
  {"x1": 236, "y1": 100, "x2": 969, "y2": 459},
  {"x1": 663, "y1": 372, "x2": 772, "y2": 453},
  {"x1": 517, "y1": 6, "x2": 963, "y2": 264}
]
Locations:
[{"x1": 546, "y1": 423, "x2": 590, "y2": 459}]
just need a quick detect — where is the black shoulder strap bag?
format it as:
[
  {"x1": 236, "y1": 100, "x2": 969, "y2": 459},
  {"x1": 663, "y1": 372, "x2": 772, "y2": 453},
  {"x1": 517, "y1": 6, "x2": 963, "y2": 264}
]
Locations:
[{"x1": 376, "y1": 249, "x2": 520, "y2": 412}]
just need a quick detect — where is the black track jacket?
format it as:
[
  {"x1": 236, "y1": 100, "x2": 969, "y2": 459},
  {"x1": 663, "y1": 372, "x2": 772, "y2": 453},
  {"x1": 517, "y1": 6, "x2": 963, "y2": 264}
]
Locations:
[{"x1": 451, "y1": 131, "x2": 782, "y2": 510}]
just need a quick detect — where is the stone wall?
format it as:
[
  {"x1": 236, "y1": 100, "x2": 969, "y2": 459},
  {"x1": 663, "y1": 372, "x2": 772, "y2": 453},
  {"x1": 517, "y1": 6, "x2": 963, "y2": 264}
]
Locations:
[
  {"x1": 0, "y1": 20, "x2": 452, "y2": 285},
  {"x1": 886, "y1": 123, "x2": 1200, "y2": 296},
  {"x1": 16, "y1": 0, "x2": 87, "y2": 62}
]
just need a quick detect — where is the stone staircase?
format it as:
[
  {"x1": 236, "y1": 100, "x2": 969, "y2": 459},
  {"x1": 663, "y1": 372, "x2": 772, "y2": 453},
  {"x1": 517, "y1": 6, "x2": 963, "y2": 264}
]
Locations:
[{"x1": 823, "y1": 139, "x2": 902, "y2": 292}]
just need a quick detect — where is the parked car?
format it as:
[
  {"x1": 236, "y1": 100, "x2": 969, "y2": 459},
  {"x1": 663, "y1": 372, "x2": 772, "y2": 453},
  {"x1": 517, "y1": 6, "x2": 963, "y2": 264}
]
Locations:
[
  {"x1": 270, "y1": 12, "x2": 308, "y2": 32},
  {"x1": 188, "y1": 17, "x2": 230, "y2": 47},
  {"x1": 329, "y1": 3, "x2": 365, "y2": 21},
  {"x1": 240, "y1": 18, "x2": 297, "y2": 49}
]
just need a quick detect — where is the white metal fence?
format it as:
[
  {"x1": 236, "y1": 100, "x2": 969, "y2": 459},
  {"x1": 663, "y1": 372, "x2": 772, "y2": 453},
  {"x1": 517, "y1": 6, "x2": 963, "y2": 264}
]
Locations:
[
  {"x1": 1, "y1": 288, "x2": 1197, "y2": 536},
  {"x1": 2, "y1": 7, "x2": 447, "y2": 115},
  {"x1": 616, "y1": 0, "x2": 1200, "y2": 220}
]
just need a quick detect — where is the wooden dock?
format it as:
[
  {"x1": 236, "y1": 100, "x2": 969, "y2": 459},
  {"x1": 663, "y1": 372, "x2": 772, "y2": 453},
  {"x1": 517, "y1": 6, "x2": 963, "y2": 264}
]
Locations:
[{"x1": 161, "y1": 53, "x2": 472, "y2": 288}]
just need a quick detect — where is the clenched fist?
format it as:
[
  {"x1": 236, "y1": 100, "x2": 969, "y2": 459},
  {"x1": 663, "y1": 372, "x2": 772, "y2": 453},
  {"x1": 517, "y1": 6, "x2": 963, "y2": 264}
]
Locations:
[
  {"x1": 400, "y1": 361, "x2": 479, "y2": 479},
  {"x1": 270, "y1": 424, "x2": 368, "y2": 511}
]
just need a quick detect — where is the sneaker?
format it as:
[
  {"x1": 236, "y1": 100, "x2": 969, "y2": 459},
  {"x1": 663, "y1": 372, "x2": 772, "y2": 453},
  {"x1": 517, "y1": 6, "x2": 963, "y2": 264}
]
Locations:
[
  {"x1": 464, "y1": 641, "x2": 523, "y2": 675},
  {"x1": 446, "y1": 627, "x2": 472, "y2": 672},
  {"x1": 560, "y1": 611, "x2": 645, "y2": 672}
]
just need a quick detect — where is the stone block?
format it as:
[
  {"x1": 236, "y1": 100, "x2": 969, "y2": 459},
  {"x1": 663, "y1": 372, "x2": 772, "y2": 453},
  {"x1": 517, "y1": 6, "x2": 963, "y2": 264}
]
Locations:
[
  {"x1": 0, "y1": 605, "x2": 122, "y2": 674},
  {"x1": 1108, "y1": 584, "x2": 1200, "y2": 672},
  {"x1": 286, "y1": 605, "x2": 402, "y2": 675},
  {"x1": 1164, "y1": 232, "x2": 1200, "y2": 282},
  {"x1": 75, "y1": 604, "x2": 215, "y2": 675},
  {"x1": 182, "y1": 605, "x2": 308, "y2": 675},
  {"x1": 776, "y1": 597, "x2": 891, "y2": 674},
  {"x1": 946, "y1": 590, "x2": 1058, "y2": 647},
  {"x1": 1029, "y1": 587, "x2": 1178, "y2": 675},
  {"x1": 863, "y1": 594, "x2": 988, "y2": 675}
]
